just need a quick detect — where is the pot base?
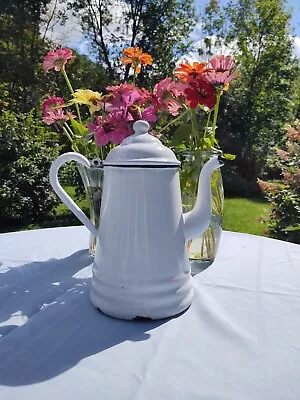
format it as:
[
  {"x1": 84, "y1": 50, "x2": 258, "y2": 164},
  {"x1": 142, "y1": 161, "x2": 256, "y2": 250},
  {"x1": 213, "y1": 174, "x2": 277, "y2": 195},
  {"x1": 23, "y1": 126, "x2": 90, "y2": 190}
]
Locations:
[{"x1": 90, "y1": 271, "x2": 193, "y2": 321}]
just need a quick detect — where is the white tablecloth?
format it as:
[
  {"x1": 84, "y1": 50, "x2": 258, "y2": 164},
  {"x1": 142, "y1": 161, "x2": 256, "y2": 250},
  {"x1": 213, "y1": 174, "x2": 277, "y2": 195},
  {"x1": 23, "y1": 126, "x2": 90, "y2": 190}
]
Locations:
[{"x1": 0, "y1": 226, "x2": 299, "y2": 400}]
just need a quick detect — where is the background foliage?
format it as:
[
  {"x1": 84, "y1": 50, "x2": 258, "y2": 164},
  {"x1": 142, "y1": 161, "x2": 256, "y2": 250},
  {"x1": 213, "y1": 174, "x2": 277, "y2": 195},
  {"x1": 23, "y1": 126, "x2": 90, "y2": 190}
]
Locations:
[
  {"x1": 0, "y1": 0, "x2": 299, "y2": 242},
  {"x1": 0, "y1": 111, "x2": 59, "y2": 224}
]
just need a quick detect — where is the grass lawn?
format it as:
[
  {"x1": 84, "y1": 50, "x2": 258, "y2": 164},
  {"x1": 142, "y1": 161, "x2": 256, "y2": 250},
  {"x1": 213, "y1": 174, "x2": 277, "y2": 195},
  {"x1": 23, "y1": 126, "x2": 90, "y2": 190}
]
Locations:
[
  {"x1": 1, "y1": 187, "x2": 270, "y2": 237},
  {"x1": 223, "y1": 197, "x2": 270, "y2": 236}
]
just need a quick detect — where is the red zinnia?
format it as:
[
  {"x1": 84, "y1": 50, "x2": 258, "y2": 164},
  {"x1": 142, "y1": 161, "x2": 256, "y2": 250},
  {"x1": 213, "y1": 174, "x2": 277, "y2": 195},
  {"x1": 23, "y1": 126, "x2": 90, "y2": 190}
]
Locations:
[{"x1": 184, "y1": 76, "x2": 217, "y2": 110}]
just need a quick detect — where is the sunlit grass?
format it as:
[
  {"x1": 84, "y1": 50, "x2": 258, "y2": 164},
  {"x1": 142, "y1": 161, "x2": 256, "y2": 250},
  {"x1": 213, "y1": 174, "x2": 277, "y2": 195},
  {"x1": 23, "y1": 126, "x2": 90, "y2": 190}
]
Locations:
[{"x1": 223, "y1": 197, "x2": 270, "y2": 236}]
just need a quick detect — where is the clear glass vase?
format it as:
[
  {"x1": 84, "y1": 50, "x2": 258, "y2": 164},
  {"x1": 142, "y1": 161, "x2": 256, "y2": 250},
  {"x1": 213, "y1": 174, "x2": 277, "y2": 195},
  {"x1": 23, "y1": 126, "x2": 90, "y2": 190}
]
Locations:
[
  {"x1": 77, "y1": 159, "x2": 103, "y2": 255},
  {"x1": 180, "y1": 151, "x2": 224, "y2": 276}
]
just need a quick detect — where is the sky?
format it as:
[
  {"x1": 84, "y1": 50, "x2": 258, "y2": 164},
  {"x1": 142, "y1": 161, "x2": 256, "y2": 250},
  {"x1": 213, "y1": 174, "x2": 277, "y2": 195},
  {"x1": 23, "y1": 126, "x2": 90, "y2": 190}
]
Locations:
[{"x1": 44, "y1": 0, "x2": 300, "y2": 59}]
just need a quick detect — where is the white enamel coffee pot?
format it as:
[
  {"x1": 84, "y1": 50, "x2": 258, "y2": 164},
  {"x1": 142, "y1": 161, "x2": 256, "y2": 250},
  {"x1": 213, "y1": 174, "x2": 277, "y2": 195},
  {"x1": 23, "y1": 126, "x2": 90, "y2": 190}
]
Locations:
[{"x1": 50, "y1": 120, "x2": 223, "y2": 320}]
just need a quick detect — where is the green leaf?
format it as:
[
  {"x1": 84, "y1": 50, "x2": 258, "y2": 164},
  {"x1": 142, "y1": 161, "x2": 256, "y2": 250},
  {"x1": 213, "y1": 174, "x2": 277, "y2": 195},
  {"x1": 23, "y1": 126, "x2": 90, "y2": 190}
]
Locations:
[
  {"x1": 69, "y1": 115, "x2": 88, "y2": 136},
  {"x1": 284, "y1": 225, "x2": 300, "y2": 232},
  {"x1": 223, "y1": 153, "x2": 236, "y2": 160},
  {"x1": 169, "y1": 123, "x2": 192, "y2": 146}
]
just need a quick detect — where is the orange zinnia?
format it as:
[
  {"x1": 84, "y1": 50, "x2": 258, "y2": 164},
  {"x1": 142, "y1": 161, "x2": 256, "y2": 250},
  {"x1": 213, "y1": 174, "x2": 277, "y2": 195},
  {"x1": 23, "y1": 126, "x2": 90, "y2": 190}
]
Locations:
[
  {"x1": 120, "y1": 47, "x2": 153, "y2": 74},
  {"x1": 174, "y1": 61, "x2": 210, "y2": 82}
]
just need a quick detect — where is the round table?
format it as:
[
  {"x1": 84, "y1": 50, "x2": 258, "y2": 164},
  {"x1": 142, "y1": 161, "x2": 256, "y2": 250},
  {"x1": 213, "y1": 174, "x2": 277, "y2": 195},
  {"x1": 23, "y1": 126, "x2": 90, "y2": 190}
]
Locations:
[{"x1": 0, "y1": 227, "x2": 299, "y2": 400}]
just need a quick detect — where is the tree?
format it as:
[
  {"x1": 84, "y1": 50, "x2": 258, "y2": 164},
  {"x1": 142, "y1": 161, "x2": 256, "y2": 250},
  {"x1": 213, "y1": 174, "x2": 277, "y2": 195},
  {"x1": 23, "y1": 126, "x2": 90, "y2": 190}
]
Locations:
[
  {"x1": 0, "y1": 1, "x2": 109, "y2": 114},
  {"x1": 69, "y1": 0, "x2": 196, "y2": 86},
  {"x1": 201, "y1": 0, "x2": 299, "y2": 194},
  {"x1": 0, "y1": 0, "x2": 52, "y2": 112}
]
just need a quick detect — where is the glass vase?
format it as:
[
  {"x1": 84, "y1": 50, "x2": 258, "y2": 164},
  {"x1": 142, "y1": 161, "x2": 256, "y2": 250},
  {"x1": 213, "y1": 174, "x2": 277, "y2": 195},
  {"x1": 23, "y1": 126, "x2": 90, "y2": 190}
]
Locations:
[
  {"x1": 180, "y1": 151, "x2": 224, "y2": 276},
  {"x1": 77, "y1": 159, "x2": 103, "y2": 255}
]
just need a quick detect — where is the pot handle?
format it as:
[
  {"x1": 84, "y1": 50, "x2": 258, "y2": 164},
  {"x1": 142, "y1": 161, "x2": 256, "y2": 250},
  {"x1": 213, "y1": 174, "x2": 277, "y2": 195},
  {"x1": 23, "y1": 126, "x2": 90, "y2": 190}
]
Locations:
[{"x1": 49, "y1": 152, "x2": 98, "y2": 237}]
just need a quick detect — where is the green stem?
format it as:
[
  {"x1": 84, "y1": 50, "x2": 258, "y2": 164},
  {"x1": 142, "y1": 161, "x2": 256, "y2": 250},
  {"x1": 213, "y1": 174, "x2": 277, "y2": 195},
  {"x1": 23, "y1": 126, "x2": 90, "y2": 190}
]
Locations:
[
  {"x1": 99, "y1": 146, "x2": 104, "y2": 161},
  {"x1": 211, "y1": 92, "x2": 221, "y2": 144},
  {"x1": 189, "y1": 108, "x2": 199, "y2": 149},
  {"x1": 132, "y1": 66, "x2": 136, "y2": 85},
  {"x1": 61, "y1": 66, "x2": 82, "y2": 126},
  {"x1": 63, "y1": 125, "x2": 79, "y2": 152},
  {"x1": 159, "y1": 109, "x2": 189, "y2": 133},
  {"x1": 204, "y1": 110, "x2": 212, "y2": 138},
  {"x1": 64, "y1": 122, "x2": 75, "y2": 137}
]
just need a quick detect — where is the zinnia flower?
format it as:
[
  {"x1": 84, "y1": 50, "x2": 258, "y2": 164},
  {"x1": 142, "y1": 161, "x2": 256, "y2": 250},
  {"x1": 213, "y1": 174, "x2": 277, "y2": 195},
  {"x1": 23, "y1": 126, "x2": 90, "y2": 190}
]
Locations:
[
  {"x1": 141, "y1": 107, "x2": 158, "y2": 122},
  {"x1": 71, "y1": 89, "x2": 103, "y2": 114},
  {"x1": 209, "y1": 55, "x2": 235, "y2": 72},
  {"x1": 88, "y1": 111, "x2": 133, "y2": 146},
  {"x1": 42, "y1": 96, "x2": 64, "y2": 115},
  {"x1": 151, "y1": 78, "x2": 182, "y2": 116},
  {"x1": 174, "y1": 61, "x2": 209, "y2": 83},
  {"x1": 120, "y1": 47, "x2": 153, "y2": 74},
  {"x1": 184, "y1": 76, "x2": 217, "y2": 109},
  {"x1": 106, "y1": 83, "x2": 141, "y2": 109},
  {"x1": 43, "y1": 48, "x2": 75, "y2": 72},
  {"x1": 204, "y1": 70, "x2": 238, "y2": 91},
  {"x1": 87, "y1": 117, "x2": 110, "y2": 146},
  {"x1": 42, "y1": 108, "x2": 71, "y2": 126},
  {"x1": 205, "y1": 55, "x2": 237, "y2": 90}
]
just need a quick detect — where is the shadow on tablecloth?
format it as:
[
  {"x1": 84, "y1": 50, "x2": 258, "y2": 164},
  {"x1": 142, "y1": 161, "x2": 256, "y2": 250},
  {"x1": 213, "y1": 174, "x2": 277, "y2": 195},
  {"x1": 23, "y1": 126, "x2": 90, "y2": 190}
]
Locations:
[{"x1": 0, "y1": 250, "x2": 168, "y2": 386}]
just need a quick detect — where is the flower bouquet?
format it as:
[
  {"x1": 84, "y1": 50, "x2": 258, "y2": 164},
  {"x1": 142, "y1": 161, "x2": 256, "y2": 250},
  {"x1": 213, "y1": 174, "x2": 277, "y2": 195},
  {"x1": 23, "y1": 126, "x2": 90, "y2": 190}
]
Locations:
[{"x1": 42, "y1": 46, "x2": 237, "y2": 262}]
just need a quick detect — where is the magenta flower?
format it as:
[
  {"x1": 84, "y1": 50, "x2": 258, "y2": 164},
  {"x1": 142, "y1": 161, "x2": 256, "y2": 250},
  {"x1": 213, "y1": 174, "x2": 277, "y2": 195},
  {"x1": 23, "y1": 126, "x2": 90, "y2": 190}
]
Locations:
[
  {"x1": 106, "y1": 83, "x2": 141, "y2": 109},
  {"x1": 110, "y1": 121, "x2": 133, "y2": 144},
  {"x1": 141, "y1": 107, "x2": 158, "y2": 122},
  {"x1": 209, "y1": 55, "x2": 235, "y2": 72},
  {"x1": 43, "y1": 48, "x2": 75, "y2": 72},
  {"x1": 42, "y1": 96, "x2": 65, "y2": 115},
  {"x1": 88, "y1": 111, "x2": 133, "y2": 146},
  {"x1": 87, "y1": 117, "x2": 110, "y2": 146}
]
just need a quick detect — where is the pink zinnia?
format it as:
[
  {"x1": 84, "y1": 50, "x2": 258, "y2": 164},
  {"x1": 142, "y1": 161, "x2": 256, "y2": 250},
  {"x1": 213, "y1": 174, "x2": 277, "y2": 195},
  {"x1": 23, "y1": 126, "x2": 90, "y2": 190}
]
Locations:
[
  {"x1": 88, "y1": 117, "x2": 110, "y2": 146},
  {"x1": 209, "y1": 55, "x2": 235, "y2": 72},
  {"x1": 106, "y1": 82, "x2": 141, "y2": 108},
  {"x1": 42, "y1": 108, "x2": 71, "y2": 126},
  {"x1": 88, "y1": 111, "x2": 133, "y2": 146},
  {"x1": 43, "y1": 48, "x2": 75, "y2": 72},
  {"x1": 169, "y1": 81, "x2": 188, "y2": 98},
  {"x1": 153, "y1": 77, "x2": 173, "y2": 99},
  {"x1": 204, "y1": 70, "x2": 238, "y2": 89},
  {"x1": 141, "y1": 107, "x2": 158, "y2": 122},
  {"x1": 105, "y1": 111, "x2": 133, "y2": 144},
  {"x1": 42, "y1": 96, "x2": 65, "y2": 115},
  {"x1": 152, "y1": 78, "x2": 182, "y2": 116}
]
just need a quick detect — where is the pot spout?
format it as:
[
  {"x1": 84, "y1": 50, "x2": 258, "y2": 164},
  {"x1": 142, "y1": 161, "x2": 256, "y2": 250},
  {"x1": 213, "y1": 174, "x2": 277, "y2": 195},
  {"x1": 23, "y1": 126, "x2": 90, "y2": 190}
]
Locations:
[{"x1": 183, "y1": 155, "x2": 223, "y2": 242}]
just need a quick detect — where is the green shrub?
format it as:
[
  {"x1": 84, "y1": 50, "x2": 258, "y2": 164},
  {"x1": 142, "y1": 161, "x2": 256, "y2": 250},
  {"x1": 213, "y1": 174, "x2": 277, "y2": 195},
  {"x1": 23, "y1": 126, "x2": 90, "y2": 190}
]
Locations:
[
  {"x1": 0, "y1": 110, "x2": 59, "y2": 224},
  {"x1": 258, "y1": 121, "x2": 300, "y2": 244}
]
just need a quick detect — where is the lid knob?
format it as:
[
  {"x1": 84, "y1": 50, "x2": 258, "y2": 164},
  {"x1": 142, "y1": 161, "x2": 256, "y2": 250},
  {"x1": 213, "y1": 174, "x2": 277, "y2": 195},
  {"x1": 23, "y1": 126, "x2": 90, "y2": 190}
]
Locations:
[{"x1": 133, "y1": 120, "x2": 150, "y2": 136}]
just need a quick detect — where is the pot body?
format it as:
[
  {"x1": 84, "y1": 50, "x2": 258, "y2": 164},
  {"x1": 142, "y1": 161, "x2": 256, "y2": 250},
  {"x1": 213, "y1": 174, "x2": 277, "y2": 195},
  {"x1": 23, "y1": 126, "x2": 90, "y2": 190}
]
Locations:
[{"x1": 90, "y1": 166, "x2": 193, "y2": 320}]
